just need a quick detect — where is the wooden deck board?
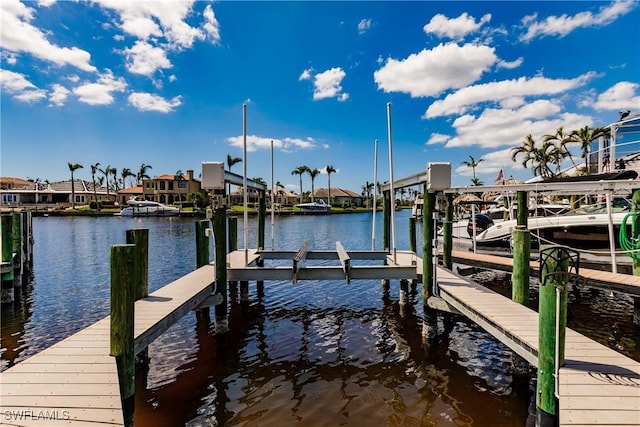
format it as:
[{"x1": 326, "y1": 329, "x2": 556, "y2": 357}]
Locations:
[
  {"x1": 435, "y1": 265, "x2": 640, "y2": 426},
  {"x1": 1, "y1": 264, "x2": 218, "y2": 426}
]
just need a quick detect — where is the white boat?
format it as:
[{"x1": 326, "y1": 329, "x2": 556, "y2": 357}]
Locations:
[
  {"x1": 474, "y1": 208, "x2": 629, "y2": 249},
  {"x1": 295, "y1": 199, "x2": 331, "y2": 213},
  {"x1": 118, "y1": 199, "x2": 181, "y2": 217}
]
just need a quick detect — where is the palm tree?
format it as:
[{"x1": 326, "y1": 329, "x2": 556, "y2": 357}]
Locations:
[
  {"x1": 174, "y1": 170, "x2": 184, "y2": 204},
  {"x1": 226, "y1": 154, "x2": 242, "y2": 196},
  {"x1": 461, "y1": 155, "x2": 483, "y2": 183},
  {"x1": 291, "y1": 166, "x2": 309, "y2": 204},
  {"x1": 567, "y1": 126, "x2": 610, "y2": 173},
  {"x1": 543, "y1": 126, "x2": 574, "y2": 167},
  {"x1": 90, "y1": 162, "x2": 100, "y2": 207},
  {"x1": 68, "y1": 162, "x2": 83, "y2": 209},
  {"x1": 110, "y1": 167, "x2": 119, "y2": 192},
  {"x1": 99, "y1": 165, "x2": 112, "y2": 198},
  {"x1": 137, "y1": 163, "x2": 152, "y2": 185},
  {"x1": 470, "y1": 177, "x2": 484, "y2": 186},
  {"x1": 325, "y1": 165, "x2": 336, "y2": 205},
  {"x1": 275, "y1": 181, "x2": 285, "y2": 204},
  {"x1": 307, "y1": 168, "x2": 320, "y2": 202},
  {"x1": 120, "y1": 168, "x2": 135, "y2": 189}
]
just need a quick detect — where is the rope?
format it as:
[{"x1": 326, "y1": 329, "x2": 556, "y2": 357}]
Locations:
[{"x1": 620, "y1": 212, "x2": 640, "y2": 261}]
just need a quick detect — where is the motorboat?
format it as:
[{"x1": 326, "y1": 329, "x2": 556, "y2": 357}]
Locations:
[
  {"x1": 295, "y1": 199, "x2": 331, "y2": 213},
  {"x1": 474, "y1": 205, "x2": 629, "y2": 249},
  {"x1": 118, "y1": 198, "x2": 181, "y2": 217}
]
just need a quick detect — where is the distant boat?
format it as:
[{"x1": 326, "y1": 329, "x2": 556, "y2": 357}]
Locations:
[
  {"x1": 295, "y1": 199, "x2": 331, "y2": 213},
  {"x1": 118, "y1": 199, "x2": 180, "y2": 217}
]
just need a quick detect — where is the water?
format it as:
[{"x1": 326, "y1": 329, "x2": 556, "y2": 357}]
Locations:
[{"x1": 2, "y1": 211, "x2": 638, "y2": 426}]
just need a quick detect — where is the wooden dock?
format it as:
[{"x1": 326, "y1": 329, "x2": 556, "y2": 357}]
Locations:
[
  {"x1": 435, "y1": 266, "x2": 640, "y2": 427},
  {"x1": 2, "y1": 248, "x2": 638, "y2": 426},
  {"x1": 447, "y1": 250, "x2": 640, "y2": 296},
  {"x1": 0, "y1": 264, "x2": 217, "y2": 426}
]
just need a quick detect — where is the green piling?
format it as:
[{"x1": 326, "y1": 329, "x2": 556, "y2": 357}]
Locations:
[
  {"x1": 258, "y1": 191, "x2": 266, "y2": 250},
  {"x1": 11, "y1": 212, "x2": 22, "y2": 283},
  {"x1": 213, "y1": 205, "x2": 228, "y2": 327},
  {"x1": 1, "y1": 215, "x2": 14, "y2": 303},
  {"x1": 442, "y1": 193, "x2": 454, "y2": 270},
  {"x1": 126, "y1": 229, "x2": 149, "y2": 300},
  {"x1": 110, "y1": 244, "x2": 137, "y2": 427},
  {"x1": 512, "y1": 191, "x2": 530, "y2": 306},
  {"x1": 632, "y1": 190, "x2": 640, "y2": 325},
  {"x1": 537, "y1": 246, "x2": 569, "y2": 427},
  {"x1": 422, "y1": 189, "x2": 437, "y2": 340},
  {"x1": 409, "y1": 216, "x2": 416, "y2": 253},
  {"x1": 383, "y1": 190, "x2": 391, "y2": 251},
  {"x1": 195, "y1": 220, "x2": 210, "y2": 268}
]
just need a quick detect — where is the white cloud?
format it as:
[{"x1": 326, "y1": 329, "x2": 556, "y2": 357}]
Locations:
[
  {"x1": 0, "y1": 0, "x2": 96, "y2": 72},
  {"x1": 227, "y1": 135, "x2": 318, "y2": 152},
  {"x1": 14, "y1": 88, "x2": 47, "y2": 103},
  {"x1": 426, "y1": 133, "x2": 449, "y2": 145},
  {"x1": 73, "y1": 71, "x2": 127, "y2": 105},
  {"x1": 423, "y1": 12, "x2": 491, "y2": 40},
  {"x1": 124, "y1": 40, "x2": 172, "y2": 76},
  {"x1": 444, "y1": 100, "x2": 592, "y2": 149},
  {"x1": 496, "y1": 57, "x2": 523, "y2": 70},
  {"x1": 0, "y1": 69, "x2": 36, "y2": 92},
  {"x1": 520, "y1": 1, "x2": 636, "y2": 42},
  {"x1": 299, "y1": 68, "x2": 313, "y2": 81},
  {"x1": 592, "y1": 81, "x2": 640, "y2": 110},
  {"x1": 425, "y1": 73, "x2": 595, "y2": 118},
  {"x1": 202, "y1": 5, "x2": 221, "y2": 44},
  {"x1": 301, "y1": 67, "x2": 349, "y2": 102},
  {"x1": 374, "y1": 43, "x2": 497, "y2": 98},
  {"x1": 94, "y1": 0, "x2": 206, "y2": 49},
  {"x1": 128, "y1": 92, "x2": 182, "y2": 112},
  {"x1": 49, "y1": 83, "x2": 70, "y2": 106},
  {"x1": 358, "y1": 18, "x2": 373, "y2": 35}
]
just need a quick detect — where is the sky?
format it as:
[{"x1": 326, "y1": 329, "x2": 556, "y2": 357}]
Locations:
[{"x1": 1, "y1": 0, "x2": 639, "y2": 195}]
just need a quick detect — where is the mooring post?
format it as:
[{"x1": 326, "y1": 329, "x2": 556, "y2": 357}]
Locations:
[
  {"x1": 632, "y1": 189, "x2": 640, "y2": 325},
  {"x1": 11, "y1": 212, "x2": 23, "y2": 286},
  {"x1": 537, "y1": 246, "x2": 570, "y2": 427},
  {"x1": 195, "y1": 220, "x2": 210, "y2": 268},
  {"x1": 512, "y1": 191, "x2": 530, "y2": 306},
  {"x1": 422, "y1": 189, "x2": 437, "y2": 341},
  {"x1": 258, "y1": 190, "x2": 266, "y2": 251},
  {"x1": 126, "y1": 229, "x2": 149, "y2": 301},
  {"x1": 110, "y1": 244, "x2": 137, "y2": 427},
  {"x1": 442, "y1": 193, "x2": 454, "y2": 270},
  {"x1": 1, "y1": 215, "x2": 15, "y2": 304},
  {"x1": 213, "y1": 205, "x2": 228, "y2": 333},
  {"x1": 381, "y1": 189, "x2": 391, "y2": 288},
  {"x1": 228, "y1": 217, "x2": 238, "y2": 288},
  {"x1": 408, "y1": 216, "x2": 416, "y2": 253}
]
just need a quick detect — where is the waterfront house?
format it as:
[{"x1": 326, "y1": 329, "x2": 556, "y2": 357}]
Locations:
[
  {"x1": 142, "y1": 169, "x2": 202, "y2": 205},
  {"x1": 116, "y1": 185, "x2": 144, "y2": 205},
  {"x1": 313, "y1": 188, "x2": 363, "y2": 207},
  {"x1": 0, "y1": 178, "x2": 114, "y2": 208}
]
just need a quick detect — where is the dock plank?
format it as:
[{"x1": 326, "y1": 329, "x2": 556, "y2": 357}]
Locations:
[{"x1": 435, "y1": 265, "x2": 640, "y2": 426}]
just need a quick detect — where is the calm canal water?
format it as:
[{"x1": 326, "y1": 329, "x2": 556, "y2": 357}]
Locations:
[{"x1": 2, "y1": 211, "x2": 638, "y2": 426}]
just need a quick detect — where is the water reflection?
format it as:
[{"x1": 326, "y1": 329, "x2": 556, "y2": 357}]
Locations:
[{"x1": 2, "y1": 212, "x2": 636, "y2": 426}]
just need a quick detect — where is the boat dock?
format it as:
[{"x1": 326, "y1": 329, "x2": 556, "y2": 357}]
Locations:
[
  {"x1": 445, "y1": 249, "x2": 640, "y2": 296},
  {"x1": 2, "y1": 247, "x2": 639, "y2": 426}
]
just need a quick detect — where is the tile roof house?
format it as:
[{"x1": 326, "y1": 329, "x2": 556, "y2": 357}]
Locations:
[
  {"x1": 0, "y1": 178, "x2": 114, "y2": 208},
  {"x1": 312, "y1": 188, "x2": 363, "y2": 207},
  {"x1": 141, "y1": 169, "x2": 202, "y2": 205}
]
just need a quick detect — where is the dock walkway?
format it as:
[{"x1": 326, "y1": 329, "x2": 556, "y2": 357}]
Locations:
[
  {"x1": 391, "y1": 251, "x2": 640, "y2": 426},
  {"x1": 0, "y1": 262, "x2": 221, "y2": 426},
  {"x1": 447, "y1": 250, "x2": 640, "y2": 296}
]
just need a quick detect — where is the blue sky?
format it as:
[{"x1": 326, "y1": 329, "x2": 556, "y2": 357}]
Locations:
[{"x1": 1, "y1": 0, "x2": 639, "y2": 194}]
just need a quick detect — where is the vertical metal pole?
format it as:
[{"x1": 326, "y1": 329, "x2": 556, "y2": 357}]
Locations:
[
  {"x1": 471, "y1": 204, "x2": 477, "y2": 254},
  {"x1": 270, "y1": 140, "x2": 275, "y2": 251},
  {"x1": 242, "y1": 103, "x2": 248, "y2": 266},
  {"x1": 372, "y1": 139, "x2": 378, "y2": 251},
  {"x1": 386, "y1": 103, "x2": 396, "y2": 263}
]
